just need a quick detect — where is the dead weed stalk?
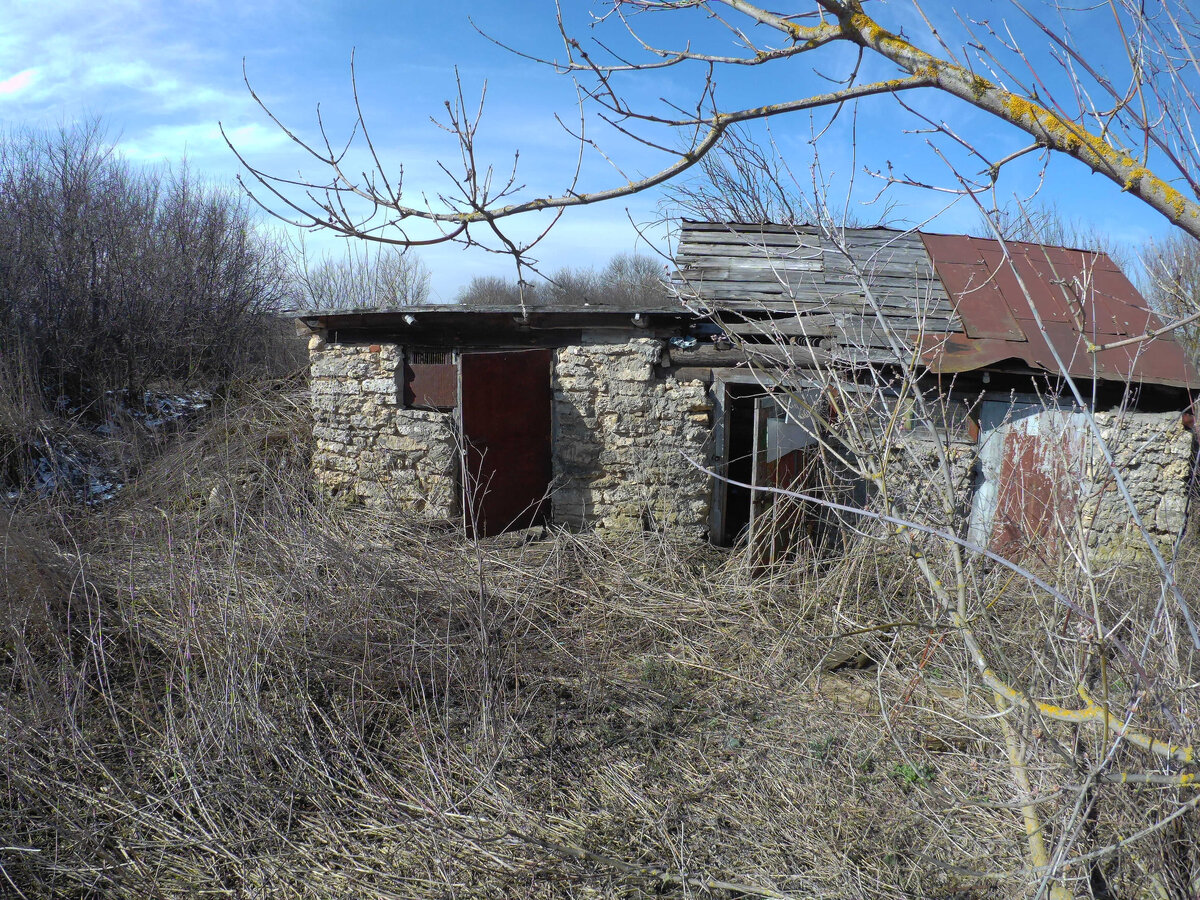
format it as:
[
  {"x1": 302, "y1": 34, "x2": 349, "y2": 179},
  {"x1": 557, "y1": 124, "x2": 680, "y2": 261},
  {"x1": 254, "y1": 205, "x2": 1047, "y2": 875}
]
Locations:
[{"x1": 1, "y1": 385, "x2": 1196, "y2": 898}]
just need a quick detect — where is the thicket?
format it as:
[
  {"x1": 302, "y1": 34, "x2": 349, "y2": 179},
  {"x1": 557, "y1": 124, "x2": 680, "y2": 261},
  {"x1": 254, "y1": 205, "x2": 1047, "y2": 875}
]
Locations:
[
  {"x1": 0, "y1": 121, "x2": 298, "y2": 494},
  {"x1": 0, "y1": 121, "x2": 292, "y2": 418},
  {"x1": 292, "y1": 238, "x2": 431, "y2": 310}
]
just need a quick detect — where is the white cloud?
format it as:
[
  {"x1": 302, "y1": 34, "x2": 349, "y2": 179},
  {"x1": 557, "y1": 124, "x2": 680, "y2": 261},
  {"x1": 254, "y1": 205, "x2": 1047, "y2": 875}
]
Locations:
[
  {"x1": 0, "y1": 68, "x2": 37, "y2": 98},
  {"x1": 116, "y1": 122, "x2": 289, "y2": 175},
  {"x1": 0, "y1": 2, "x2": 247, "y2": 121}
]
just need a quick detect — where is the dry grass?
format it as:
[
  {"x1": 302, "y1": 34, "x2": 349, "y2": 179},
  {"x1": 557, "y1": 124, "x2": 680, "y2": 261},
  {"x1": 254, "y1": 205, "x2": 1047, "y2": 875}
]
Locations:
[{"x1": 1, "y1": 384, "x2": 1197, "y2": 898}]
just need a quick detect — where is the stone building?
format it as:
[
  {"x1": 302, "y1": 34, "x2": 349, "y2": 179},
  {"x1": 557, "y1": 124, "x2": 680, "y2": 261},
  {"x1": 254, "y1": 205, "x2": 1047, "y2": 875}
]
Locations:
[{"x1": 298, "y1": 222, "x2": 1198, "y2": 559}]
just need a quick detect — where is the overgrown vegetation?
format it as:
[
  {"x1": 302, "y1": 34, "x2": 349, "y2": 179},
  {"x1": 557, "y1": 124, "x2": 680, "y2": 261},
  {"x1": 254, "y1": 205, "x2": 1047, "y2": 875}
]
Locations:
[
  {"x1": 2, "y1": 383, "x2": 1197, "y2": 898},
  {"x1": 293, "y1": 237, "x2": 431, "y2": 310},
  {"x1": 1143, "y1": 232, "x2": 1200, "y2": 357},
  {"x1": 0, "y1": 121, "x2": 299, "y2": 494}
]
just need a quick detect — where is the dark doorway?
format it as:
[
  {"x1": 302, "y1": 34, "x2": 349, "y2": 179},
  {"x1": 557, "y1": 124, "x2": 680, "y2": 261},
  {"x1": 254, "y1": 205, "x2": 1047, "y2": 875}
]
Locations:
[
  {"x1": 721, "y1": 383, "x2": 763, "y2": 545},
  {"x1": 719, "y1": 382, "x2": 831, "y2": 559},
  {"x1": 460, "y1": 349, "x2": 553, "y2": 537}
]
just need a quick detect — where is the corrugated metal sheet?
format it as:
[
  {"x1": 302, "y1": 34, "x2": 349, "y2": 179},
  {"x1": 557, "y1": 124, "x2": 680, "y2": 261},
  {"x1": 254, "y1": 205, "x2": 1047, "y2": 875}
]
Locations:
[
  {"x1": 920, "y1": 233, "x2": 1198, "y2": 388},
  {"x1": 968, "y1": 403, "x2": 1088, "y2": 560}
]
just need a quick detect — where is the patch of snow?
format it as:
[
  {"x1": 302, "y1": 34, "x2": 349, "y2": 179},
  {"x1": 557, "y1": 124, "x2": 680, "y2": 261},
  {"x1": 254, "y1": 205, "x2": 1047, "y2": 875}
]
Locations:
[{"x1": 4, "y1": 387, "x2": 210, "y2": 507}]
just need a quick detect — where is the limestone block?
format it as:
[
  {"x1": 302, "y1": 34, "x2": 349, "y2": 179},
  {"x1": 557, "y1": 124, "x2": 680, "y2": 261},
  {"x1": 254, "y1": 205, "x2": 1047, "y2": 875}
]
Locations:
[
  {"x1": 360, "y1": 377, "x2": 399, "y2": 397},
  {"x1": 310, "y1": 355, "x2": 375, "y2": 380},
  {"x1": 315, "y1": 379, "x2": 364, "y2": 397}
]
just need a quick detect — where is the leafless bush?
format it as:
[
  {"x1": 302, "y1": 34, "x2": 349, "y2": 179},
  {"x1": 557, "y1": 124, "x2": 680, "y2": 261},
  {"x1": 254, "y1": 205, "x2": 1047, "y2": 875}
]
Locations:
[
  {"x1": 293, "y1": 237, "x2": 431, "y2": 310},
  {"x1": 660, "y1": 125, "x2": 813, "y2": 226},
  {"x1": 1143, "y1": 232, "x2": 1200, "y2": 359},
  {"x1": 0, "y1": 120, "x2": 291, "y2": 421},
  {"x1": 457, "y1": 253, "x2": 666, "y2": 308}
]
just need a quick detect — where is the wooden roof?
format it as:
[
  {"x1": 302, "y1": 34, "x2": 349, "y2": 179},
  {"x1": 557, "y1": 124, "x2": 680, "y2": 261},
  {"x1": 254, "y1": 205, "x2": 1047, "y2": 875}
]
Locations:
[{"x1": 676, "y1": 220, "x2": 1198, "y2": 388}]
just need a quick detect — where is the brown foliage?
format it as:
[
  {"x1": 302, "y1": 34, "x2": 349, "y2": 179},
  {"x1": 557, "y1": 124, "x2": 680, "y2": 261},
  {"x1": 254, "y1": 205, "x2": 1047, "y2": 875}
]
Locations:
[{"x1": 1, "y1": 384, "x2": 1197, "y2": 898}]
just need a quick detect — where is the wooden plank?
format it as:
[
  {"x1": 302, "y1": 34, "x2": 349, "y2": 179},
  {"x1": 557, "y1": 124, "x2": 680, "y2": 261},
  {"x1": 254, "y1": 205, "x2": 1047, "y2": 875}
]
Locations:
[
  {"x1": 820, "y1": 230, "x2": 924, "y2": 245},
  {"x1": 681, "y1": 243, "x2": 820, "y2": 256},
  {"x1": 682, "y1": 221, "x2": 822, "y2": 236},
  {"x1": 667, "y1": 366, "x2": 714, "y2": 383},
  {"x1": 668, "y1": 341, "x2": 907, "y2": 368},
  {"x1": 716, "y1": 311, "x2": 961, "y2": 328},
  {"x1": 679, "y1": 228, "x2": 935, "y2": 262},
  {"x1": 678, "y1": 232, "x2": 823, "y2": 250},
  {"x1": 701, "y1": 296, "x2": 955, "y2": 319},
  {"x1": 824, "y1": 262, "x2": 938, "y2": 280},
  {"x1": 722, "y1": 325, "x2": 953, "y2": 351},
  {"x1": 678, "y1": 270, "x2": 946, "y2": 291},
  {"x1": 679, "y1": 278, "x2": 876, "y2": 295},
  {"x1": 677, "y1": 259, "x2": 824, "y2": 275},
  {"x1": 721, "y1": 315, "x2": 962, "y2": 336},
  {"x1": 824, "y1": 345, "x2": 915, "y2": 364},
  {"x1": 823, "y1": 247, "x2": 932, "y2": 264},
  {"x1": 680, "y1": 224, "x2": 930, "y2": 261},
  {"x1": 830, "y1": 333, "x2": 924, "y2": 351},
  {"x1": 821, "y1": 271, "x2": 948, "y2": 290},
  {"x1": 668, "y1": 344, "x2": 827, "y2": 367},
  {"x1": 700, "y1": 292, "x2": 945, "y2": 309},
  {"x1": 678, "y1": 242, "x2": 820, "y2": 255},
  {"x1": 823, "y1": 260, "x2": 941, "y2": 276},
  {"x1": 688, "y1": 289, "x2": 954, "y2": 315},
  {"x1": 702, "y1": 298, "x2": 956, "y2": 314},
  {"x1": 681, "y1": 249, "x2": 934, "y2": 268}
]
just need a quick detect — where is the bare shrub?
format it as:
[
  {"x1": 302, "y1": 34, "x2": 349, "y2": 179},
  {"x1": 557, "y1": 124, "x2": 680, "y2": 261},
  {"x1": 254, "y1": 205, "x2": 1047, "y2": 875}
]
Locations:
[
  {"x1": 294, "y1": 239, "x2": 431, "y2": 310},
  {"x1": 457, "y1": 253, "x2": 666, "y2": 308},
  {"x1": 1144, "y1": 231, "x2": 1200, "y2": 358},
  {"x1": 0, "y1": 121, "x2": 291, "y2": 418}
]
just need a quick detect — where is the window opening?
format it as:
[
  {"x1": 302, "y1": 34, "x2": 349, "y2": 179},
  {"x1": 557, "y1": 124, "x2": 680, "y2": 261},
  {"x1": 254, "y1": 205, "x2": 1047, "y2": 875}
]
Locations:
[{"x1": 404, "y1": 348, "x2": 457, "y2": 409}]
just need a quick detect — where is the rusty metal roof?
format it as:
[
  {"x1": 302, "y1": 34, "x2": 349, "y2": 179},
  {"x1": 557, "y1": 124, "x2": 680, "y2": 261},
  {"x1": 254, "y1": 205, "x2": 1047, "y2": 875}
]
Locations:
[{"x1": 919, "y1": 233, "x2": 1199, "y2": 389}]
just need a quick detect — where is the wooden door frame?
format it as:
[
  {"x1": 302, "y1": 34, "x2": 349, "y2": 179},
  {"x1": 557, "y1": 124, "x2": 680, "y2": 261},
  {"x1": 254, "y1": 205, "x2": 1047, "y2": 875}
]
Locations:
[{"x1": 709, "y1": 369, "x2": 825, "y2": 546}]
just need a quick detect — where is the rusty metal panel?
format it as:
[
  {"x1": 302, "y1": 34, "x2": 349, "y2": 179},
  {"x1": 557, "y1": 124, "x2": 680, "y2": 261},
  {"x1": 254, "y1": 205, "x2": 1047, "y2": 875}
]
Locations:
[
  {"x1": 460, "y1": 350, "x2": 552, "y2": 537},
  {"x1": 920, "y1": 233, "x2": 1200, "y2": 388},
  {"x1": 930, "y1": 259, "x2": 1027, "y2": 340},
  {"x1": 404, "y1": 362, "x2": 457, "y2": 408},
  {"x1": 1088, "y1": 266, "x2": 1156, "y2": 335},
  {"x1": 969, "y1": 402, "x2": 1087, "y2": 562},
  {"x1": 978, "y1": 246, "x2": 1074, "y2": 324}
]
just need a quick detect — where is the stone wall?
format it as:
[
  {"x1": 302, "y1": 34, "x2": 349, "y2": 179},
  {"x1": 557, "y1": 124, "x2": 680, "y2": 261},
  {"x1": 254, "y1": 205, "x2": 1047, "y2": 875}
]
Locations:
[
  {"x1": 1083, "y1": 409, "x2": 1194, "y2": 557},
  {"x1": 305, "y1": 335, "x2": 1192, "y2": 554},
  {"x1": 551, "y1": 338, "x2": 713, "y2": 536},
  {"x1": 841, "y1": 400, "x2": 1193, "y2": 560},
  {"x1": 885, "y1": 433, "x2": 979, "y2": 533},
  {"x1": 309, "y1": 338, "x2": 458, "y2": 515}
]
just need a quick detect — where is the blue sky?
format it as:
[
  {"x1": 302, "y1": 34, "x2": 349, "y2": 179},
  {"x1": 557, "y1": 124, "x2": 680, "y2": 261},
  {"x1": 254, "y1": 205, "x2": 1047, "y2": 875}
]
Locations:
[{"x1": 1, "y1": 0, "x2": 1182, "y2": 299}]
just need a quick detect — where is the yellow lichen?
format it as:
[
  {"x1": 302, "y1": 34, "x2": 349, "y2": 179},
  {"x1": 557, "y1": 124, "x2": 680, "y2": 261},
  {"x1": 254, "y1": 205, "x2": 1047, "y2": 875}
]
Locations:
[
  {"x1": 849, "y1": 12, "x2": 920, "y2": 56},
  {"x1": 843, "y1": 8, "x2": 1200, "y2": 227},
  {"x1": 1162, "y1": 183, "x2": 1189, "y2": 219},
  {"x1": 970, "y1": 74, "x2": 992, "y2": 100},
  {"x1": 1124, "y1": 167, "x2": 1149, "y2": 191}
]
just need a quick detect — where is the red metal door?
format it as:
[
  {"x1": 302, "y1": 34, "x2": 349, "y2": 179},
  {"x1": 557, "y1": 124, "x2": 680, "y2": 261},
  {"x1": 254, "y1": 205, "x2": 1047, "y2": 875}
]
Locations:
[{"x1": 460, "y1": 350, "x2": 552, "y2": 537}]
